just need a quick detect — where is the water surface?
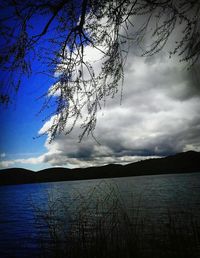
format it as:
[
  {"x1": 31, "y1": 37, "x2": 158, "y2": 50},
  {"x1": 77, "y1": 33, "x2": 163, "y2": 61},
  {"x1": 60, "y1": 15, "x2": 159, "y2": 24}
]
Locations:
[{"x1": 0, "y1": 172, "x2": 200, "y2": 257}]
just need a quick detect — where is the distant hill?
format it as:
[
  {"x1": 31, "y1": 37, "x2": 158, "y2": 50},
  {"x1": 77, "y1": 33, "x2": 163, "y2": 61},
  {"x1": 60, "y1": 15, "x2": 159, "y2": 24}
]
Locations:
[{"x1": 0, "y1": 151, "x2": 200, "y2": 186}]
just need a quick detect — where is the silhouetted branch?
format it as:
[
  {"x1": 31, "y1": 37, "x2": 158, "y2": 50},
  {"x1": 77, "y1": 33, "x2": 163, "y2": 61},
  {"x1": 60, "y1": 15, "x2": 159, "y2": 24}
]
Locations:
[{"x1": 0, "y1": 0, "x2": 199, "y2": 141}]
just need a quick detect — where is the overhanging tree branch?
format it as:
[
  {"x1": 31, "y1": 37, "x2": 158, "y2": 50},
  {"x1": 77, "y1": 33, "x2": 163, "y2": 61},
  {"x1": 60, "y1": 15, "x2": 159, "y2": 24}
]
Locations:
[{"x1": 0, "y1": 0, "x2": 199, "y2": 141}]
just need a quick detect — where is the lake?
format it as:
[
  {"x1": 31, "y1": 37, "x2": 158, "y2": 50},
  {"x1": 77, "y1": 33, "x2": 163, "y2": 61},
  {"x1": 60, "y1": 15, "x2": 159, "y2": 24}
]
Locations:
[{"x1": 0, "y1": 172, "x2": 200, "y2": 257}]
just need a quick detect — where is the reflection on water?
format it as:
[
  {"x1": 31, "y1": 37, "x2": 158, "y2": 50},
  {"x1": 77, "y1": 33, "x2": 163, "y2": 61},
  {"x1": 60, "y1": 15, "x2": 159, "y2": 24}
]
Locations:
[{"x1": 0, "y1": 172, "x2": 200, "y2": 257}]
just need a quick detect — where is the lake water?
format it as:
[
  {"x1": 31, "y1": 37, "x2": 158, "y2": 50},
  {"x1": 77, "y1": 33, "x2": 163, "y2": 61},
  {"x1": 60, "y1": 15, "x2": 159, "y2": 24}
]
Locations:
[{"x1": 0, "y1": 172, "x2": 200, "y2": 257}]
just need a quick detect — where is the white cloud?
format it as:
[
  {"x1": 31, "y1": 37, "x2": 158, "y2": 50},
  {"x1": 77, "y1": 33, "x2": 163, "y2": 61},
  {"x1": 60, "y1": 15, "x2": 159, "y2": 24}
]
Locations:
[
  {"x1": 39, "y1": 49, "x2": 200, "y2": 167},
  {"x1": 1, "y1": 44, "x2": 200, "y2": 170}
]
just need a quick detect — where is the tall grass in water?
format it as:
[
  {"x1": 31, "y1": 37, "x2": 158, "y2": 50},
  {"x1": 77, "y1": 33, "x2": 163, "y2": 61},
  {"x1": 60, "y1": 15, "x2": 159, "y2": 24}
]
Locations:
[{"x1": 32, "y1": 180, "x2": 200, "y2": 258}]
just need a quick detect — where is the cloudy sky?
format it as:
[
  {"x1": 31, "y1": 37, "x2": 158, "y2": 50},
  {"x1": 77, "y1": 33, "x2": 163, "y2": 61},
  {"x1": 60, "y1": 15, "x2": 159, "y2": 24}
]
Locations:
[{"x1": 1, "y1": 11, "x2": 200, "y2": 171}]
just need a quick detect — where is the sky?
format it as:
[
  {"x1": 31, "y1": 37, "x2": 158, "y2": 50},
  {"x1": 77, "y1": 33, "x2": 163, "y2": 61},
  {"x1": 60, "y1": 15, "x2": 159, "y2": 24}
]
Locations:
[{"x1": 0, "y1": 5, "x2": 200, "y2": 171}]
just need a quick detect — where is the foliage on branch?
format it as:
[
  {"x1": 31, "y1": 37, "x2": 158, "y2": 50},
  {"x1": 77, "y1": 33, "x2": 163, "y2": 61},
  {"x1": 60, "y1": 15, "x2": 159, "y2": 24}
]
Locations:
[{"x1": 0, "y1": 0, "x2": 199, "y2": 141}]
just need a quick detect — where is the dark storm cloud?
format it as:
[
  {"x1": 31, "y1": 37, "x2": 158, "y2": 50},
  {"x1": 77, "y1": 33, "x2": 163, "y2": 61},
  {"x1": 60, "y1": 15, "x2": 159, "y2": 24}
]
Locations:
[
  {"x1": 187, "y1": 66, "x2": 200, "y2": 97},
  {"x1": 68, "y1": 145, "x2": 94, "y2": 159}
]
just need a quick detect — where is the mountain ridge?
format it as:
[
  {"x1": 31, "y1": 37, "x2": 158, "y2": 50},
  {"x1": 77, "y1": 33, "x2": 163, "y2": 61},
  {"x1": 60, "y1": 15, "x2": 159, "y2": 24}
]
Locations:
[{"x1": 0, "y1": 151, "x2": 200, "y2": 186}]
